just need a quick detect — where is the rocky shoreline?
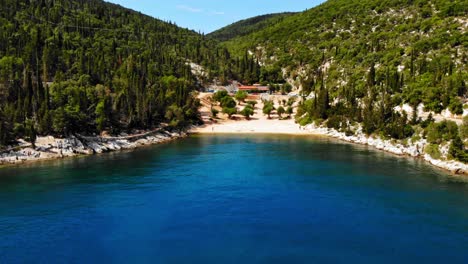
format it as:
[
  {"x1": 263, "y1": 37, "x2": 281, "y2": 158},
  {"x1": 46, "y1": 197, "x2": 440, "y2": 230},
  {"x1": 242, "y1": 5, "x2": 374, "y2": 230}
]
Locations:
[
  {"x1": 1, "y1": 122, "x2": 466, "y2": 175},
  {"x1": 0, "y1": 128, "x2": 187, "y2": 166},
  {"x1": 303, "y1": 124, "x2": 468, "y2": 175}
]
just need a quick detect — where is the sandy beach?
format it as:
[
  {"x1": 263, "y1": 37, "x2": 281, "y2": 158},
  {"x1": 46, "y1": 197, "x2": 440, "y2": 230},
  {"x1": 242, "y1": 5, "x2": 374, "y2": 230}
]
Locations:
[
  {"x1": 192, "y1": 93, "x2": 308, "y2": 135},
  {"x1": 191, "y1": 115, "x2": 309, "y2": 135}
]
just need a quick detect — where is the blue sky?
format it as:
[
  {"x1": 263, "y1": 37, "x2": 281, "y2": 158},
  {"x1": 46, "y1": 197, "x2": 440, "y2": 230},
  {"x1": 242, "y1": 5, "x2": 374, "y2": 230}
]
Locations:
[{"x1": 106, "y1": 0, "x2": 326, "y2": 33}]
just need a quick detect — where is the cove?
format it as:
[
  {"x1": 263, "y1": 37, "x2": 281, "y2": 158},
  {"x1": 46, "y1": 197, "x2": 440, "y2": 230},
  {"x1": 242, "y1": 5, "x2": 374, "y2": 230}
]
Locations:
[{"x1": 0, "y1": 134, "x2": 467, "y2": 263}]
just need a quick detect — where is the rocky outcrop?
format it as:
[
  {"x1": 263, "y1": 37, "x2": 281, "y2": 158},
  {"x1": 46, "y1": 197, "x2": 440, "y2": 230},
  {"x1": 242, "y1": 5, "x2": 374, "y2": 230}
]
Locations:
[
  {"x1": 304, "y1": 124, "x2": 468, "y2": 175},
  {"x1": 0, "y1": 129, "x2": 186, "y2": 166}
]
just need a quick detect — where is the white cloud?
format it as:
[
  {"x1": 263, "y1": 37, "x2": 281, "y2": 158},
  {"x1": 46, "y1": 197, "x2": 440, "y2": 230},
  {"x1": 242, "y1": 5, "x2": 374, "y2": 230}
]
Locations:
[
  {"x1": 176, "y1": 4, "x2": 203, "y2": 13},
  {"x1": 211, "y1": 11, "x2": 225, "y2": 15},
  {"x1": 175, "y1": 4, "x2": 224, "y2": 17}
]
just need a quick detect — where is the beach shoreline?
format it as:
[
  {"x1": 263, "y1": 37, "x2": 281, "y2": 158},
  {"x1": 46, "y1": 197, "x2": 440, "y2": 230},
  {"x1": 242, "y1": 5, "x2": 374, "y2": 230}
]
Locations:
[
  {"x1": 189, "y1": 117, "x2": 468, "y2": 175},
  {"x1": 1, "y1": 116, "x2": 466, "y2": 176},
  {"x1": 1, "y1": 95, "x2": 466, "y2": 176}
]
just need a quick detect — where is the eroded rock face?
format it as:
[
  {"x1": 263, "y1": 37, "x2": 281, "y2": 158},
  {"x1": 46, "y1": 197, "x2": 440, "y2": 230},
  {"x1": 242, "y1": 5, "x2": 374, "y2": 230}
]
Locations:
[
  {"x1": 304, "y1": 123, "x2": 467, "y2": 175},
  {"x1": 86, "y1": 141, "x2": 108, "y2": 154},
  {"x1": 0, "y1": 130, "x2": 184, "y2": 165}
]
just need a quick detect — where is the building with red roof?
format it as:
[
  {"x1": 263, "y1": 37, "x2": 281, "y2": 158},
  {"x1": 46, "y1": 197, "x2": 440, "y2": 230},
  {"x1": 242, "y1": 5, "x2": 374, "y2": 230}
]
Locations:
[{"x1": 238, "y1": 84, "x2": 270, "y2": 93}]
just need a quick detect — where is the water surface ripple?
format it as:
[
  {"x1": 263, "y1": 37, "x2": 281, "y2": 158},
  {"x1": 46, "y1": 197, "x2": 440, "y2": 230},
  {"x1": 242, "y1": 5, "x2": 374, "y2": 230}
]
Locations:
[{"x1": 0, "y1": 135, "x2": 467, "y2": 263}]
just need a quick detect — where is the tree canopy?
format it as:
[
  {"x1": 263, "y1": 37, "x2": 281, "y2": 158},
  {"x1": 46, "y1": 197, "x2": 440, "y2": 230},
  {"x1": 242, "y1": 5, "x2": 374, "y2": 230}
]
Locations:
[{"x1": 0, "y1": 0, "x2": 236, "y2": 144}]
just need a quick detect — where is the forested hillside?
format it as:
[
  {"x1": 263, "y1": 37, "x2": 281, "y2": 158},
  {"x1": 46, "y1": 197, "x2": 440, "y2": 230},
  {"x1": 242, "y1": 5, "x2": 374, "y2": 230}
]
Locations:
[
  {"x1": 1, "y1": 0, "x2": 467, "y2": 162},
  {"x1": 221, "y1": 0, "x2": 467, "y2": 162},
  {"x1": 207, "y1": 12, "x2": 296, "y2": 42},
  {"x1": 224, "y1": 0, "x2": 467, "y2": 90},
  {"x1": 0, "y1": 0, "x2": 241, "y2": 145},
  {"x1": 223, "y1": 0, "x2": 467, "y2": 97}
]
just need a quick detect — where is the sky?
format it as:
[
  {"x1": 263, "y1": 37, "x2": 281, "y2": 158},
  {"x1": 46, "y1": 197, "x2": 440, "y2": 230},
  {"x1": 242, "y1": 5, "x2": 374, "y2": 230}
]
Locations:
[{"x1": 105, "y1": 0, "x2": 326, "y2": 33}]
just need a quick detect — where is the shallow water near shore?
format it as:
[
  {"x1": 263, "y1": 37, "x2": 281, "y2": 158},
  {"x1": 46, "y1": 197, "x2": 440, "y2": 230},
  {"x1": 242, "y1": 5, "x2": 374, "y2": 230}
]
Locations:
[{"x1": 0, "y1": 134, "x2": 467, "y2": 263}]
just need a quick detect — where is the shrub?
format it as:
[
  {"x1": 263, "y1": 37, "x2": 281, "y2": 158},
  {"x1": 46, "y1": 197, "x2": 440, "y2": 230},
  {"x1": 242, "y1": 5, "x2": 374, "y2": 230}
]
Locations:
[
  {"x1": 298, "y1": 116, "x2": 312, "y2": 127},
  {"x1": 384, "y1": 118, "x2": 414, "y2": 139},
  {"x1": 460, "y1": 116, "x2": 468, "y2": 140},
  {"x1": 235, "y1": 90, "x2": 248, "y2": 103},
  {"x1": 222, "y1": 107, "x2": 237, "y2": 118},
  {"x1": 421, "y1": 113, "x2": 435, "y2": 128},
  {"x1": 263, "y1": 101, "x2": 275, "y2": 119},
  {"x1": 448, "y1": 98, "x2": 463, "y2": 115},
  {"x1": 286, "y1": 106, "x2": 293, "y2": 117},
  {"x1": 449, "y1": 136, "x2": 468, "y2": 162},
  {"x1": 213, "y1": 90, "x2": 229, "y2": 103},
  {"x1": 425, "y1": 120, "x2": 459, "y2": 144},
  {"x1": 425, "y1": 144, "x2": 442, "y2": 159},
  {"x1": 277, "y1": 106, "x2": 285, "y2": 118},
  {"x1": 246, "y1": 100, "x2": 257, "y2": 108},
  {"x1": 411, "y1": 134, "x2": 421, "y2": 143},
  {"x1": 326, "y1": 115, "x2": 345, "y2": 130},
  {"x1": 240, "y1": 106, "x2": 254, "y2": 120},
  {"x1": 220, "y1": 96, "x2": 236, "y2": 108},
  {"x1": 211, "y1": 108, "x2": 219, "y2": 118}
]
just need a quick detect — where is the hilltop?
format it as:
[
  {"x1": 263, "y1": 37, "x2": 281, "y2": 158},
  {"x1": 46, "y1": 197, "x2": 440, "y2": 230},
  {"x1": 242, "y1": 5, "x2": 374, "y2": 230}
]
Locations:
[{"x1": 207, "y1": 12, "x2": 296, "y2": 42}]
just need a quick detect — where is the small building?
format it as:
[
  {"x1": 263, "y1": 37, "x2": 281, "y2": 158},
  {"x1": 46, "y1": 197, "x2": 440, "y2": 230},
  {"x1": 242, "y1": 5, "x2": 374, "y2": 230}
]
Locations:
[{"x1": 238, "y1": 84, "x2": 270, "y2": 94}]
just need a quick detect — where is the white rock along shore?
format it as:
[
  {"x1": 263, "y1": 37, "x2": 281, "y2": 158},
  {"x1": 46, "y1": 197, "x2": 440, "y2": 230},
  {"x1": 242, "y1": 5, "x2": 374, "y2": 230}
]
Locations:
[
  {"x1": 303, "y1": 123, "x2": 468, "y2": 175},
  {"x1": 1, "y1": 117, "x2": 466, "y2": 176},
  {"x1": 0, "y1": 128, "x2": 187, "y2": 166}
]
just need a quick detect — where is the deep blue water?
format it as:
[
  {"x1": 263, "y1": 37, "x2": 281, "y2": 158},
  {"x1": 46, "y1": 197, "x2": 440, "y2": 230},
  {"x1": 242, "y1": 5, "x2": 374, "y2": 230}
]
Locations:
[{"x1": 0, "y1": 134, "x2": 467, "y2": 263}]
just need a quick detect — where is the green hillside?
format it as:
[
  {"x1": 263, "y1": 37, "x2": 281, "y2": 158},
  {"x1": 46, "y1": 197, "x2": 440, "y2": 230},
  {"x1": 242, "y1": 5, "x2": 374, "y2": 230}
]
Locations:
[
  {"x1": 223, "y1": 0, "x2": 467, "y2": 85},
  {"x1": 1, "y1": 0, "x2": 467, "y2": 161},
  {"x1": 207, "y1": 12, "x2": 296, "y2": 42},
  {"x1": 222, "y1": 0, "x2": 467, "y2": 112},
  {"x1": 0, "y1": 0, "x2": 235, "y2": 144},
  {"x1": 221, "y1": 0, "x2": 467, "y2": 161}
]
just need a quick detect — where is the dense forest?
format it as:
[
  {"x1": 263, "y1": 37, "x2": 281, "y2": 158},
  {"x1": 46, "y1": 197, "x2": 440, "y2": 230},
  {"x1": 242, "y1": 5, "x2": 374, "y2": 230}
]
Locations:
[
  {"x1": 1, "y1": 0, "x2": 467, "y2": 162},
  {"x1": 0, "y1": 0, "x2": 262, "y2": 145},
  {"x1": 219, "y1": 0, "x2": 467, "y2": 162},
  {"x1": 207, "y1": 12, "x2": 296, "y2": 42}
]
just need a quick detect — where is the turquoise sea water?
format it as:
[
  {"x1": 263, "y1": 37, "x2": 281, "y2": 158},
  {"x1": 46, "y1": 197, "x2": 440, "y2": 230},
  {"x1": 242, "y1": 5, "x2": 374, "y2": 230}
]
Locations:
[{"x1": 0, "y1": 134, "x2": 467, "y2": 263}]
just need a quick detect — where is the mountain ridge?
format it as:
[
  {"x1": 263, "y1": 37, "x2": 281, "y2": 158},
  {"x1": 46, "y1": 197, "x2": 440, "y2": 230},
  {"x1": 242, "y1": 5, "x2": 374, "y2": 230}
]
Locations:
[{"x1": 207, "y1": 12, "x2": 297, "y2": 42}]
